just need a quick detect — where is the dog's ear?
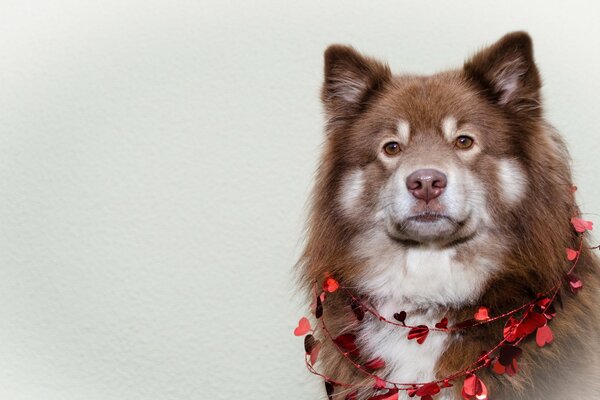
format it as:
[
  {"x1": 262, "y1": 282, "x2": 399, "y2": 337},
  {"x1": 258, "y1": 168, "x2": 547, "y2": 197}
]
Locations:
[
  {"x1": 463, "y1": 31, "x2": 541, "y2": 116},
  {"x1": 321, "y1": 45, "x2": 391, "y2": 122}
]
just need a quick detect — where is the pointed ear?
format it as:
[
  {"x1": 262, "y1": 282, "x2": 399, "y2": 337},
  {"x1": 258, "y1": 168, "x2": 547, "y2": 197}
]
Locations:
[
  {"x1": 321, "y1": 45, "x2": 391, "y2": 122},
  {"x1": 463, "y1": 31, "x2": 541, "y2": 116}
]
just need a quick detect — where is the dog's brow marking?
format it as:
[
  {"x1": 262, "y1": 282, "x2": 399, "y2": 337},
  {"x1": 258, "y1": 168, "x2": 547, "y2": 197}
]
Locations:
[
  {"x1": 396, "y1": 120, "x2": 410, "y2": 145},
  {"x1": 441, "y1": 116, "x2": 457, "y2": 142}
]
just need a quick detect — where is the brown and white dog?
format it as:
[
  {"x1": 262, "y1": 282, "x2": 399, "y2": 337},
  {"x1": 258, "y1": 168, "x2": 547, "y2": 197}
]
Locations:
[{"x1": 298, "y1": 32, "x2": 600, "y2": 399}]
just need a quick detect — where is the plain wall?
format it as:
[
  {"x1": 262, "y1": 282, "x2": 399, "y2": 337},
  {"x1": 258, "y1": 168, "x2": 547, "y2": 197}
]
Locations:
[{"x1": 1, "y1": 1, "x2": 599, "y2": 399}]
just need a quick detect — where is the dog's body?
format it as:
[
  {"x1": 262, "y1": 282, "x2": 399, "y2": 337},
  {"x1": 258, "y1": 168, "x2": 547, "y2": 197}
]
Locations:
[{"x1": 298, "y1": 32, "x2": 600, "y2": 399}]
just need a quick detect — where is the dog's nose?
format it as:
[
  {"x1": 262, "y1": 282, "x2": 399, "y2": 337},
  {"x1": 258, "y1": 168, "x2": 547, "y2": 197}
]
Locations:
[{"x1": 406, "y1": 169, "x2": 447, "y2": 203}]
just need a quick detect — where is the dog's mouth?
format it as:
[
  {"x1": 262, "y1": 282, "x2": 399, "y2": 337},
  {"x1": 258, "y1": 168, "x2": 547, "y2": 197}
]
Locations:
[
  {"x1": 407, "y1": 212, "x2": 451, "y2": 223},
  {"x1": 386, "y1": 212, "x2": 473, "y2": 246}
]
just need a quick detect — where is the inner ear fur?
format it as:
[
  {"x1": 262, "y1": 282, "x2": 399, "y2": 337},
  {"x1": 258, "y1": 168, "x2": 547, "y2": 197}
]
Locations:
[
  {"x1": 463, "y1": 31, "x2": 542, "y2": 117},
  {"x1": 321, "y1": 45, "x2": 391, "y2": 122}
]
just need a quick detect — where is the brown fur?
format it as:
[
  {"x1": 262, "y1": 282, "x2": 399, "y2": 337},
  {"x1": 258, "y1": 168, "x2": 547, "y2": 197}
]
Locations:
[{"x1": 298, "y1": 32, "x2": 600, "y2": 399}]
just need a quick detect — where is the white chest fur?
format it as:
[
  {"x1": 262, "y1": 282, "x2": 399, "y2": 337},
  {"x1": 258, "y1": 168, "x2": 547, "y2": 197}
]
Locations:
[{"x1": 352, "y1": 233, "x2": 497, "y2": 399}]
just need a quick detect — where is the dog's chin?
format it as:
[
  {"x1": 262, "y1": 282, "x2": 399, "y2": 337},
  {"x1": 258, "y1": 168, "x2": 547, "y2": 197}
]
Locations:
[{"x1": 386, "y1": 213, "x2": 471, "y2": 245}]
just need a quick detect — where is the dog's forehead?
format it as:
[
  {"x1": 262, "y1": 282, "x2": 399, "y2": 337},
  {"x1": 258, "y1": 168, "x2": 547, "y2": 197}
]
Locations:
[{"x1": 374, "y1": 74, "x2": 483, "y2": 130}]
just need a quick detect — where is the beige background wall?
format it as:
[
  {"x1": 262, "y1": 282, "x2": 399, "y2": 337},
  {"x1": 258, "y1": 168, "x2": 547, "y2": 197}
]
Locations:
[{"x1": 1, "y1": 1, "x2": 599, "y2": 399}]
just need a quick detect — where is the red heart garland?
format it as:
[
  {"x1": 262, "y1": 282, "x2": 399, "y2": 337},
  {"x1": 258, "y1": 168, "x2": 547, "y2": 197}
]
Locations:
[
  {"x1": 407, "y1": 325, "x2": 429, "y2": 344},
  {"x1": 571, "y1": 217, "x2": 593, "y2": 232},
  {"x1": 461, "y1": 374, "x2": 487, "y2": 400},
  {"x1": 315, "y1": 294, "x2": 323, "y2": 319},
  {"x1": 435, "y1": 317, "x2": 448, "y2": 329},
  {"x1": 498, "y1": 345, "x2": 522, "y2": 368},
  {"x1": 351, "y1": 299, "x2": 365, "y2": 321},
  {"x1": 304, "y1": 334, "x2": 317, "y2": 353},
  {"x1": 393, "y1": 311, "x2": 407, "y2": 325},
  {"x1": 415, "y1": 382, "x2": 440, "y2": 397},
  {"x1": 566, "y1": 247, "x2": 579, "y2": 261},
  {"x1": 474, "y1": 306, "x2": 490, "y2": 321},
  {"x1": 323, "y1": 277, "x2": 340, "y2": 293},
  {"x1": 294, "y1": 317, "x2": 312, "y2": 336},
  {"x1": 334, "y1": 334, "x2": 360, "y2": 358},
  {"x1": 373, "y1": 376, "x2": 387, "y2": 389},
  {"x1": 536, "y1": 324, "x2": 554, "y2": 347},
  {"x1": 517, "y1": 311, "x2": 547, "y2": 337},
  {"x1": 567, "y1": 273, "x2": 583, "y2": 293}
]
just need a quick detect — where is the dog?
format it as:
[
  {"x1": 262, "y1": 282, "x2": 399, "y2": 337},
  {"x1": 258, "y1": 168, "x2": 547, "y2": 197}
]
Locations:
[{"x1": 297, "y1": 32, "x2": 600, "y2": 399}]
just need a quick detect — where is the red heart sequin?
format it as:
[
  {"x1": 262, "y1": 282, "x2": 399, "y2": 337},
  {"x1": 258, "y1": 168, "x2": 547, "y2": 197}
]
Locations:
[
  {"x1": 567, "y1": 273, "x2": 583, "y2": 293},
  {"x1": 415, "y1": 382, "x2": 440, "y2": 397},
  {"x1": 323, "y1": 277, "x2": 339, "y2": 293},
  {"x1": 407, "y1": 325, "x2": 429, "y2": 344},
  {"x1": 474, "y1": 306, "x2": 489, "y2": 321},
  {"x1": 373, "y1": 376, "x2": 387, "y2": 389},
  {"x1": 294, "y1": 317, "x2": 311, "y2": 336},
  {"x1": 461, "y1": 374, "x2": 487, "y2": 400},
  {"x1": 536, "y1": 324, "x2": 554, "y2": 347},
  {"x1": 435, "y1": 317, "x2": 448, "y2": 329},
  {"x1": 571, "y1": 217, "x2": 593, "y2": 232},
  {"x1": 566, "y1": 248, "x2": 578, "y2": 261}
]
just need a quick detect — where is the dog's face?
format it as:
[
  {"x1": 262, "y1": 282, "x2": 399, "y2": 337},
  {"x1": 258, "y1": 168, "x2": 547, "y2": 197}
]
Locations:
[
  {"x1": 336, "y1": 79, "x2": 522, "y2": 246},
  {"x1": 321, "y1": 33, "x2": 550, "y2": 249}
]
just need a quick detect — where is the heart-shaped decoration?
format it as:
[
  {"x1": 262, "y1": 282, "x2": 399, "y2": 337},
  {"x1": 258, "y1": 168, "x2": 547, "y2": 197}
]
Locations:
[
  {"x1": 461, "y1": 374, "x2": 487, "y2": 400},
  {"x1": 315, "y1": 295, "x2": 323, "y2": 319},
  {"x1": 498, "y1": 345, "x2": 522, "y2": 367},
  {"x1": 323, "y1": 277, "x2": 339, "y2": 293},
  {"x1": 492, "y1": 359, "x2": 505, "y2": 375},
  {"x1": 304, "y1": 333, "x2": 317, "y2": 353},
  {"x1": 435, "y1": 317, "x2": 448, "y2": 329},
  {"x1": 474, "y1": 306, "x2": 489, "y2": 321},
  {"x1": 351, "y1": 299, "x2": 365, "y2": 321},
  {"x1": 536, "y1": 324, "x2": 554, "y2": 347},
  {"x1": 567, "y1": 273, "x2": 583, "y2": 293},
  {"x1": 374, "y1": 376, "x2": 387, "y2": 389},
  {"x1": 571, "y1": 217, "x2": 593, "y2": 232},
  {"x1": 325, "y1": 381, "x2": 334, "y2": 400},
  {"x1": 415, "y1": 382, "x2": 440, "y2": 396},
  {"x1": 334, "y1": 334, "x2": 359, "y2": 358},
  {"x1": 393, "y1": 311, "x2": 407, "y2": 325},
  {"x1": 294, "y1": 317, "x2": 312, "y2": 336},
  {"x1": 407, "y1": 386, "x2": 419, "y2": 397},
  {"x1": 566, "y1": 248, "x2": 579, "y2": 261},
  {"x1": 407, "y1": 325, "x2": 429, "y2": 344},
  {"x1": 517, "y1": 311, "x2": 546, "y2": 337}
]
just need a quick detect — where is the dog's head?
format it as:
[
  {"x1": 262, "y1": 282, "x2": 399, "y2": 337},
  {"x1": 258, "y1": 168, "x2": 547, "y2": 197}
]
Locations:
[
  {"x1": 305, "y1": 32, "x2": 574, "y2": 304},
  {"x1": 319, "y1": 32, "x2": 560, "y2": 245}
]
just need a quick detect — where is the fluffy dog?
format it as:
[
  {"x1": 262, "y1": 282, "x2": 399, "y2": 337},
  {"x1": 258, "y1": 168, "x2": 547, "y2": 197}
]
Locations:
[{"x1": 297, "y1": 32, "x2": 600, "y2": 399}]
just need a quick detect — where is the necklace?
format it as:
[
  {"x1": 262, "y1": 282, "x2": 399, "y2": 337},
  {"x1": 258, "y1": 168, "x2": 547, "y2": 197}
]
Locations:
[{"x1": 294, "y1": 216, "x2": 593, "y2": 400}]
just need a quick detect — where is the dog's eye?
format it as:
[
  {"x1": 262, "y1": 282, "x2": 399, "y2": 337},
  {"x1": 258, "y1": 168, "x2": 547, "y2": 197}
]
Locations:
[
  {"x1": 454, "y1": 135, "x2": 474, "y2": 150},
  {"x1": 383, "y1": 141, "x2": 401, "y2": 155}
]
